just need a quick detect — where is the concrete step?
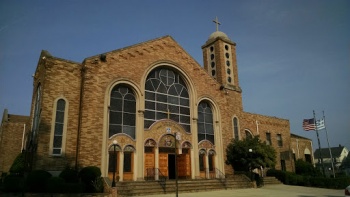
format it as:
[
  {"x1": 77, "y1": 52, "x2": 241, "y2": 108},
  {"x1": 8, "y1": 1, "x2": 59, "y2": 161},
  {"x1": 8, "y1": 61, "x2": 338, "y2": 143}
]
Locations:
[
  {"x1": 115, "y1": 175, "x2": 253, "y2": 196},
  {"x1": 263, "y1": 176, "x2": 283, "y2": 185}
]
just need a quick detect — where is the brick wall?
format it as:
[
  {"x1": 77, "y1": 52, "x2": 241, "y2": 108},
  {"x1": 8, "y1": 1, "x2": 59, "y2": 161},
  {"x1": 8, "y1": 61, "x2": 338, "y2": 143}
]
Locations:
[
  {"x1": 0, "y1": 112, "x2": 29, "y2": 173},
  {"x1": 25, "y1": 35, "x2": 298, "y2": 176}
]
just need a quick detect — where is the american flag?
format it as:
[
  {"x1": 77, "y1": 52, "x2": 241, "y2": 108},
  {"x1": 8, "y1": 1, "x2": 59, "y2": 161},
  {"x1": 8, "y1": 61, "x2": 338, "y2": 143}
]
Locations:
[{"x1": 303, "y1": 118, "x2": 316, "y2": 131}]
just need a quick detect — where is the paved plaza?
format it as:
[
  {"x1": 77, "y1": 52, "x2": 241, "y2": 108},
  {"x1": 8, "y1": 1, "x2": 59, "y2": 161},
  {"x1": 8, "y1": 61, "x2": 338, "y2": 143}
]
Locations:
[{"x1": 142, "y1": 184, "x2": 344, "y2": 197}]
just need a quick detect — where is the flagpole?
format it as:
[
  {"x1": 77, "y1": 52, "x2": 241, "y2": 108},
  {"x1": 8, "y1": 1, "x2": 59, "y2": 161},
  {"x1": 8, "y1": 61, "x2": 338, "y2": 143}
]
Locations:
[
  {"x1": 323, "y1": 111, "x2": 335, "y2": 178},
  {"x1": 314, "y1": 110, "x2": 325, "y2": 176}
]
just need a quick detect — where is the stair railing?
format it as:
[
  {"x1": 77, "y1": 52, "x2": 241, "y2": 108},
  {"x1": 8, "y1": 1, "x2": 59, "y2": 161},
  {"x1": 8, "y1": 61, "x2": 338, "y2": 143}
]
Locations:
[
  {"x1": 146, "y1": 168, "x2": 167, "y2": 193},
  {"x1": 156, "y1": 168, "x2": 167, "y2": 193},
  {"x1": 213, "y1": 168, "x2": 227, "y2": 189}
]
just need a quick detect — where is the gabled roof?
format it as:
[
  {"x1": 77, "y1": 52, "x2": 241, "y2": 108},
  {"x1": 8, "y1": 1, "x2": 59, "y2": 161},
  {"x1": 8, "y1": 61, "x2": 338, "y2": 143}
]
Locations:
[
  {"x1": 84, "y1": 35, "x2": 176, "y2": 61},
  {"x1": 291, "y1": 133, "x2": 311, "y2": 140},
  {"x1": 314, "y1": 146, "x2": 347, "y2": 158}
]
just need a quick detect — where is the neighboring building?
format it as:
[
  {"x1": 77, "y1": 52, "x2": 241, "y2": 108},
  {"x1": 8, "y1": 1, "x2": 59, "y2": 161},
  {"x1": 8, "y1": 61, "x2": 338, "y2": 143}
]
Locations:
[
  {"x1": 0, "y1": 109, "x2": 30, "y2": 174},
  {"x1": 1, "y1": 24, "x2": 313, "y2": 182},
  {"x1": 314, "y1": 145, "x2": 349, "y2": 177},
  {"x1": 290, "y1": 133, "x2": 314, "y2": 164}
]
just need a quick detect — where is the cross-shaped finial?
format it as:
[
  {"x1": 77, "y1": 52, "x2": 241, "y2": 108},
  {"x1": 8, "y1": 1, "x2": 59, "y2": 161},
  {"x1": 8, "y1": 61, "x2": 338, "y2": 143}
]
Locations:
[{"x1": 213, "y1": 16, "x2": 221, "y2": 31}]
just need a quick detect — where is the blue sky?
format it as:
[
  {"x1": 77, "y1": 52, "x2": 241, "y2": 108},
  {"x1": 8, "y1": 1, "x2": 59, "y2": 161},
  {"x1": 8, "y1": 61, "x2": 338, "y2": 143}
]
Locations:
[{"x1": 1, "y1": 0, "x2": 349, "y2": 152}]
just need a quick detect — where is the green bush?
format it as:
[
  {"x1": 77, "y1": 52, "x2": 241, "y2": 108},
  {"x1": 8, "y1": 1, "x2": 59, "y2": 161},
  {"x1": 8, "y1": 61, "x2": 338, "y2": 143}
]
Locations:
[
  {"x1": 59, "y1": 167, "x2": 79, "y2": 183},
  {"x1": 46, "y1": 177, "x2": 65, "y2": 193},
  {"x1": 266, "y1": 169, "x2": 350, "y2": 189},
  {"x1": 295, "y1": 159, "x2": 321, "y2": 176},
  {"x1": 62, "y1": 182, "x2": 85, "y2": 193},
  {"x1": 26, "y1": 170, "x2": 52, "y2": 192},
  {"x1": 9, "y1": 153, "x2": 25, "y2": 175},
  {"x1": 3, "y1": 174, "x2": 25, "y2": 192},
  {"x1": 92, "y1": 177, "x2": 104, "y2": 193},
  {"x1": 78, "y1": 166, "x2": 101, "y2": 192}
]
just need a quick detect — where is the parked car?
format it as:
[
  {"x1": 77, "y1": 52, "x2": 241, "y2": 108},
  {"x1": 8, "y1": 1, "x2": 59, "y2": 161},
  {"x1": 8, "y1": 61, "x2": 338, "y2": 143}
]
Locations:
[{"x1": 345, "y1": 185, "x2": 350, "y2": 197}]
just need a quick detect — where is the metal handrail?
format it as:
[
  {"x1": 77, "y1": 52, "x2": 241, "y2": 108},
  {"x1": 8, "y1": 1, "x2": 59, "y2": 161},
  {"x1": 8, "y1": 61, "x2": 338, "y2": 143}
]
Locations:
[
  {"x1": 213, "y1": 168, "x2": 227, "y2": 189},
  {"x1": 146, "y1": 168, "x2": 167, "y2": 193}
]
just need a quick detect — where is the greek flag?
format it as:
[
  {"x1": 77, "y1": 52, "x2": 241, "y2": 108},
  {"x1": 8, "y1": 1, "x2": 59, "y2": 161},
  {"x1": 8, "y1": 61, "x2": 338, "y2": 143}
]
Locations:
[{"x1": 316, "y1": 119, "x2": 325, "y2": 130}]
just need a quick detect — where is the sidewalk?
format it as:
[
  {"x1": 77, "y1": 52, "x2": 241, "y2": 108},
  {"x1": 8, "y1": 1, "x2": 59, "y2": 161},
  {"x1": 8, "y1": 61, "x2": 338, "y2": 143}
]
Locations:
[{"x1": 141, "y1": 184, "x2": 344, "y2": 197}]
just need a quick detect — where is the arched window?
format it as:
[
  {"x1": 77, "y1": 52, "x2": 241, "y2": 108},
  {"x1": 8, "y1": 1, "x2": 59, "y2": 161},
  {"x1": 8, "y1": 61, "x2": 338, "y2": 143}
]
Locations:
[
  {"x1": 32, "y1": 85, "x2": 41, "y2": 139},
  {"x1": 123, "y1": 145, "x2": 135, "y2": 173},
  {"x1": 109, "y1": 85, "x2": 136, "y2": 139},
  {"x1": 144, "y1": 67, "x2": 190, "y2": 132},
  {"x1": 233, "y1": 117, "x2": 239, "y2": 140},
  {"x1": 52, "y1": 99, "x2": 66, "y2": 155},
  {"x1": 208, "y1": 150, "x2": 216, "y2": 172},
  {"x1": 245, "y1": 129, "x2": 253, "y2": 139},
  {"x1": 197, "y1": 101, "x2": 214, "y2": 144},
  {"x1": 199, "y1": 149, "x2": 206, "y2": 172}
]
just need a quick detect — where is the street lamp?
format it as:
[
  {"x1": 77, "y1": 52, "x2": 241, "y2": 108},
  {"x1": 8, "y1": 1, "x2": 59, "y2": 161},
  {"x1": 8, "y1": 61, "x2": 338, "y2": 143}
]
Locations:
[
  {"x1": 249, "y1": 148, "x2": 253, "y2": 181},
  {"x1": 112, "y1": 139, "x2": 118, "y2": 187}
]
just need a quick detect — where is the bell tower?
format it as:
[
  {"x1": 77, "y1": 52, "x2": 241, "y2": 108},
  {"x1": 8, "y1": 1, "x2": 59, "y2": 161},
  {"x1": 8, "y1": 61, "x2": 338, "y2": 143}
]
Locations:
[{"x1": 202, "y1": 17, "x2": 242, "y2": 93}]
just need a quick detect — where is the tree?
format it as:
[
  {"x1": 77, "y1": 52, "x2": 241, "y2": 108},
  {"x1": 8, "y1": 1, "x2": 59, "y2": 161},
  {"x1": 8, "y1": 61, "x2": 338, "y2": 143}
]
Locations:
[{"x1": 225, "y1": 136, "x2": 276, "y2": 172}]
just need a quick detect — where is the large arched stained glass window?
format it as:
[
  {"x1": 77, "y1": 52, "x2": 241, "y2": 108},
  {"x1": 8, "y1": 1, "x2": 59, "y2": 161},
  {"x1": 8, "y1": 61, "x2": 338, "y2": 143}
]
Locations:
[
  {"x1": 109, "y1": 85, "x2": 136, "y2": 139},
  {"x1": 144, "y1": 67, "x2": 190, "y2": 132},
  {"x1": 197, "y1": 101, "x2": 214, "y2": 144}
]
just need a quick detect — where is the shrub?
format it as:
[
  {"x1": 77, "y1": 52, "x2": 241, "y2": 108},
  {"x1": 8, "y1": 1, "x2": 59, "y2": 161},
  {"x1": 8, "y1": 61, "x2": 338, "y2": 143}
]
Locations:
[
  {"x1": 9, "y1": 153, "x2": 25, "y2": 175},
  {"x1": 295, "y1": 159, "x2": 321, "y2": 176},
  {"x1": 26, "y1": 170, "x2": 52, "y2": 192},
  {"x1": 59, "y1": 167, "x2": 79, "y2": 183},
  {"x1": 78, "y1": 166, "x2": 101, "y2": 192},
  {"x1": 46, "y1": 177, "x2": 65, "y2": 193},
  {"x1": 92, "y1": 177, "x2": 104, "y2": 193},
  {"x1": 3, "y1": 174, "x2": 25, "y2": 192},
  {"x1": 266, "y1": 169, "x2": 350, "y2": 189},
  {"x1": 62, "y1": 182, "x2": 85, "y2": 193}
]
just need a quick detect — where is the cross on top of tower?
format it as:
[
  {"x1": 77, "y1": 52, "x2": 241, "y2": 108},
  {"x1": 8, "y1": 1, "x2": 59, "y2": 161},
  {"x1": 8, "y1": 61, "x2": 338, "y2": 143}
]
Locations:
[{"x1": 213, "y1": 16, "x2": 221, "y2": 31}]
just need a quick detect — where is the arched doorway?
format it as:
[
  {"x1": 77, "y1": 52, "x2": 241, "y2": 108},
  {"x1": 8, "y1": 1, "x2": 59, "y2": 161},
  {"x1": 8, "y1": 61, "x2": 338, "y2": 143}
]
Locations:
[
  {"x1": 157, "y1": 134, "x2": 192, "y2": 180},
  {"x1": 144, "y1": 139, "x2": 156, "y2": 179}
]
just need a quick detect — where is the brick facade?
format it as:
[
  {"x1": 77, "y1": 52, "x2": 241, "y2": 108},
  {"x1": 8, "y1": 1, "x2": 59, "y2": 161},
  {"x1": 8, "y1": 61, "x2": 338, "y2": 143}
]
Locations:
[
  {"x1": 0, "y1": 109, "x2": 29, "y2": 173},
  {"x1": 0, "y1": 31, "x2": 313, "y2": 179},
  {"x1": 290, "y1": 134, "x2": 314, "y2": 163}
]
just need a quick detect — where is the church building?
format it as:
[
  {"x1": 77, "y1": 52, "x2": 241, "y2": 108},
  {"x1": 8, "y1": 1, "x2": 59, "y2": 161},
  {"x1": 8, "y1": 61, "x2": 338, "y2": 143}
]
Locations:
[{"x1": 3, "y1": 21, "x2": 308, "y2": 182}]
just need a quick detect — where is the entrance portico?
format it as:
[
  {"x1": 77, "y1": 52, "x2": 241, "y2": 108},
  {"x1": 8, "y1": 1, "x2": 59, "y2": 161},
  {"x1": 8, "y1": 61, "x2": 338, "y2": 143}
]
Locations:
[{"x1": 144, "y1": 120, "x2": 193, "y2": 180}]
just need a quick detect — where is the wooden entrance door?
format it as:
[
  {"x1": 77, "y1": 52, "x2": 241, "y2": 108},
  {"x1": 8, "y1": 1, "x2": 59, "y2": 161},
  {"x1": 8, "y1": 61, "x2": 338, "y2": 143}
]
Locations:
[
  {"x1": 177, "y1": 150, "x2": 191, "y2": 178},
  {"x1": 159, "y1": 153, "x2": 168, "y2": 177},
  {"x1": 145, "y1": 152, "x2": 155, "y2": 178}
]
